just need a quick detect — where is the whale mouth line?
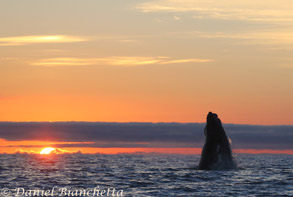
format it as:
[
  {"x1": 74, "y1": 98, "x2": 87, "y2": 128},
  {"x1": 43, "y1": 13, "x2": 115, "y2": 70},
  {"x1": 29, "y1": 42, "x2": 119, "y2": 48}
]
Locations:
[{"x1": 198, "y1": 112, "x2": 237, "y2": 170}]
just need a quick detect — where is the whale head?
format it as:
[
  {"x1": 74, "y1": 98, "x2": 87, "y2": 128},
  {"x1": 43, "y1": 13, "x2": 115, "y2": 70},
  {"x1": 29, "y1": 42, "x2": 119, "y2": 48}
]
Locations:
[{"x1": 204, "y1": 112, "x2": 224, "y2": 142}]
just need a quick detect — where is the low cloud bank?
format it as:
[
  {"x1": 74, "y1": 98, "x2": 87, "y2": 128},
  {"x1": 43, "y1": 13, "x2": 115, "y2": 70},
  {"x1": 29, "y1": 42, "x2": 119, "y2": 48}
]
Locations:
[{"x1": 0, "y1": 122, "x2": 292, "y2": 149}]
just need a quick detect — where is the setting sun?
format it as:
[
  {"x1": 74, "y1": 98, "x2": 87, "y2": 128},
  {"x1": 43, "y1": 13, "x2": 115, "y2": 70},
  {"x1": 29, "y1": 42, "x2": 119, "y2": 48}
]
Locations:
[{"x1": 40, "y1": 147, "x2": 55, "y2": 155}]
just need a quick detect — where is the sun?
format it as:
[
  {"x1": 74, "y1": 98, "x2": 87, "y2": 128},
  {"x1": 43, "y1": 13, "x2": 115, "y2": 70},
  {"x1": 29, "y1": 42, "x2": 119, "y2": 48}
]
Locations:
[{"x1": 40, "y1": 147, "x2": 56, "y2": 155}]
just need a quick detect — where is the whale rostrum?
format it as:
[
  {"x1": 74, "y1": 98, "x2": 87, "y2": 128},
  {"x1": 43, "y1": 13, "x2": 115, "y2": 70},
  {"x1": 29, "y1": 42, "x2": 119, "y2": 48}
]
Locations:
[{"x1": 198, "y1": 112, "x2": 237, "y2": 170}]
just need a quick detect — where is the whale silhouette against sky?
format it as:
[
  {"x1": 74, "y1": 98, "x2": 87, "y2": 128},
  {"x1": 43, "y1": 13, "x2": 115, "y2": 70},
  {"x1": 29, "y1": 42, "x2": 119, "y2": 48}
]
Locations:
[{"x1": 198, "y1": 112, "x2": 237, "y2": 170}]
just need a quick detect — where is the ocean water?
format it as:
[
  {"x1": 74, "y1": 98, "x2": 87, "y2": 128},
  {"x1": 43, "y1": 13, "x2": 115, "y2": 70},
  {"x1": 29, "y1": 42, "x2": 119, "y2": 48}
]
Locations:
[{"x1": 0, "y1": 154, "x2": 292, "y2": 197}]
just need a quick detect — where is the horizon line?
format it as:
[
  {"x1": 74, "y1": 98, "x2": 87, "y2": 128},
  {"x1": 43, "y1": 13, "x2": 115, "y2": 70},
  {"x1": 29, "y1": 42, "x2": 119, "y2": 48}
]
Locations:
[{"x1": 0, "y1": 121, "x2": 292, "y2": 127}]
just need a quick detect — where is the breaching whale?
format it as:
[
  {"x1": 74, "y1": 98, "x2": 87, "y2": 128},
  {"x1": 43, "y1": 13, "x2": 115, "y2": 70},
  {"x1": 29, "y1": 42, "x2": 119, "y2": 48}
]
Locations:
[{"x1": 198, "y1": 112, "x2": 237, "y2": 170}]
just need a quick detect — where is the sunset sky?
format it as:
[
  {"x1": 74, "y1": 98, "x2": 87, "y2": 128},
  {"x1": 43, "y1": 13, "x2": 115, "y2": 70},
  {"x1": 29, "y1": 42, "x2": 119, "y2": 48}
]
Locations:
[{"x1": 0, "y1": 1, "x2": 292, "y2": 154}]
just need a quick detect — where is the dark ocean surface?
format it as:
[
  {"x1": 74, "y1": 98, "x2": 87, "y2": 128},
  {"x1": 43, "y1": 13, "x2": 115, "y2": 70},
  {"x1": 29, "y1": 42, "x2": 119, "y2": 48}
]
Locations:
[{"x1": 0, "y1": 154, "x2": 292, "y2": 196}]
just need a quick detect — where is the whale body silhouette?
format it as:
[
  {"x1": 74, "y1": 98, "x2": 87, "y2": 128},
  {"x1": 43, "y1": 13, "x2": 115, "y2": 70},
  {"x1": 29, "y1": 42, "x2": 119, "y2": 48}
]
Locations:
[{"x1": 198, "y1": 112, "x2": 237, "y2": 170}]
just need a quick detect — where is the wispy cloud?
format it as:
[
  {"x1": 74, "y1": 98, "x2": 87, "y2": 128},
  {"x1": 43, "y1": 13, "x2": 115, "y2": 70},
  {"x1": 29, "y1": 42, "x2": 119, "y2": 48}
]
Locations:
[
  {"x1": 168, "y1": 30, "x2": 293, "y2": 47},
  {"x1": 32, "y1": 58, "x2": 94, "y2": 66},
  {"x1": 32, "y1": 56, "x2": 212, "y2": 67},
  {"x1": 0, "y1": 35, "x2": 88, "y2": 46},
  {"x1": 136, "y1": 0, "x2": 293, "y2": 23}
]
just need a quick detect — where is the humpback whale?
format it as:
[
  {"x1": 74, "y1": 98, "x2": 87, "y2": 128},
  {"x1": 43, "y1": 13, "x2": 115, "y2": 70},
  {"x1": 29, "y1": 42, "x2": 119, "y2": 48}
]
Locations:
[{"x1": 198, "y1": 112, "x2": 237, "y2": 170}]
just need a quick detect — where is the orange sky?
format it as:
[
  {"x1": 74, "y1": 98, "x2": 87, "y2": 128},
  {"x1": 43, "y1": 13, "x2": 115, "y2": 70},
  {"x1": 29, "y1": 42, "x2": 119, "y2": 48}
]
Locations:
[
  {"x1": 3, "y1": 147, "x2": 293, "y2": 155},
  {"x1": 0, "y1": 93, "x2": 292, "y2": 125},
  {"x1": 0, "y1": 1, "x2": 293, "y2": 125}
]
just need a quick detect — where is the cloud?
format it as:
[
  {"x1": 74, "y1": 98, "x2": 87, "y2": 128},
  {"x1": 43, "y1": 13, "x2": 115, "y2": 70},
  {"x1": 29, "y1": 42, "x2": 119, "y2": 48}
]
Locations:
[
  {"x1": 0, "y1": 35, "x2": 88, "y2": 46},
  {"x1": 50, "y1": 148, "x2": 82, "y2": 154},
  {"x1": 0, "y1": 122, "x2": 292, "y2": 150},
  {"x1": 14, "y1": 149, "x2": 36, "y2": 154},
  {"x1": 168, "y1": 30, "x2": 293, "y2": 47},
  {"x1": 32, "y1": 56, "x2": 212, "y2": 67},
  {"x1": 160, "y1": 58, "x2": 210, "y2": 64},
  {"x1": 136, "y1": 0, "x2": 293, "y2": 23},
  {"x1": 32, "y1": 58, "x2": 94, "y2": 66}
]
